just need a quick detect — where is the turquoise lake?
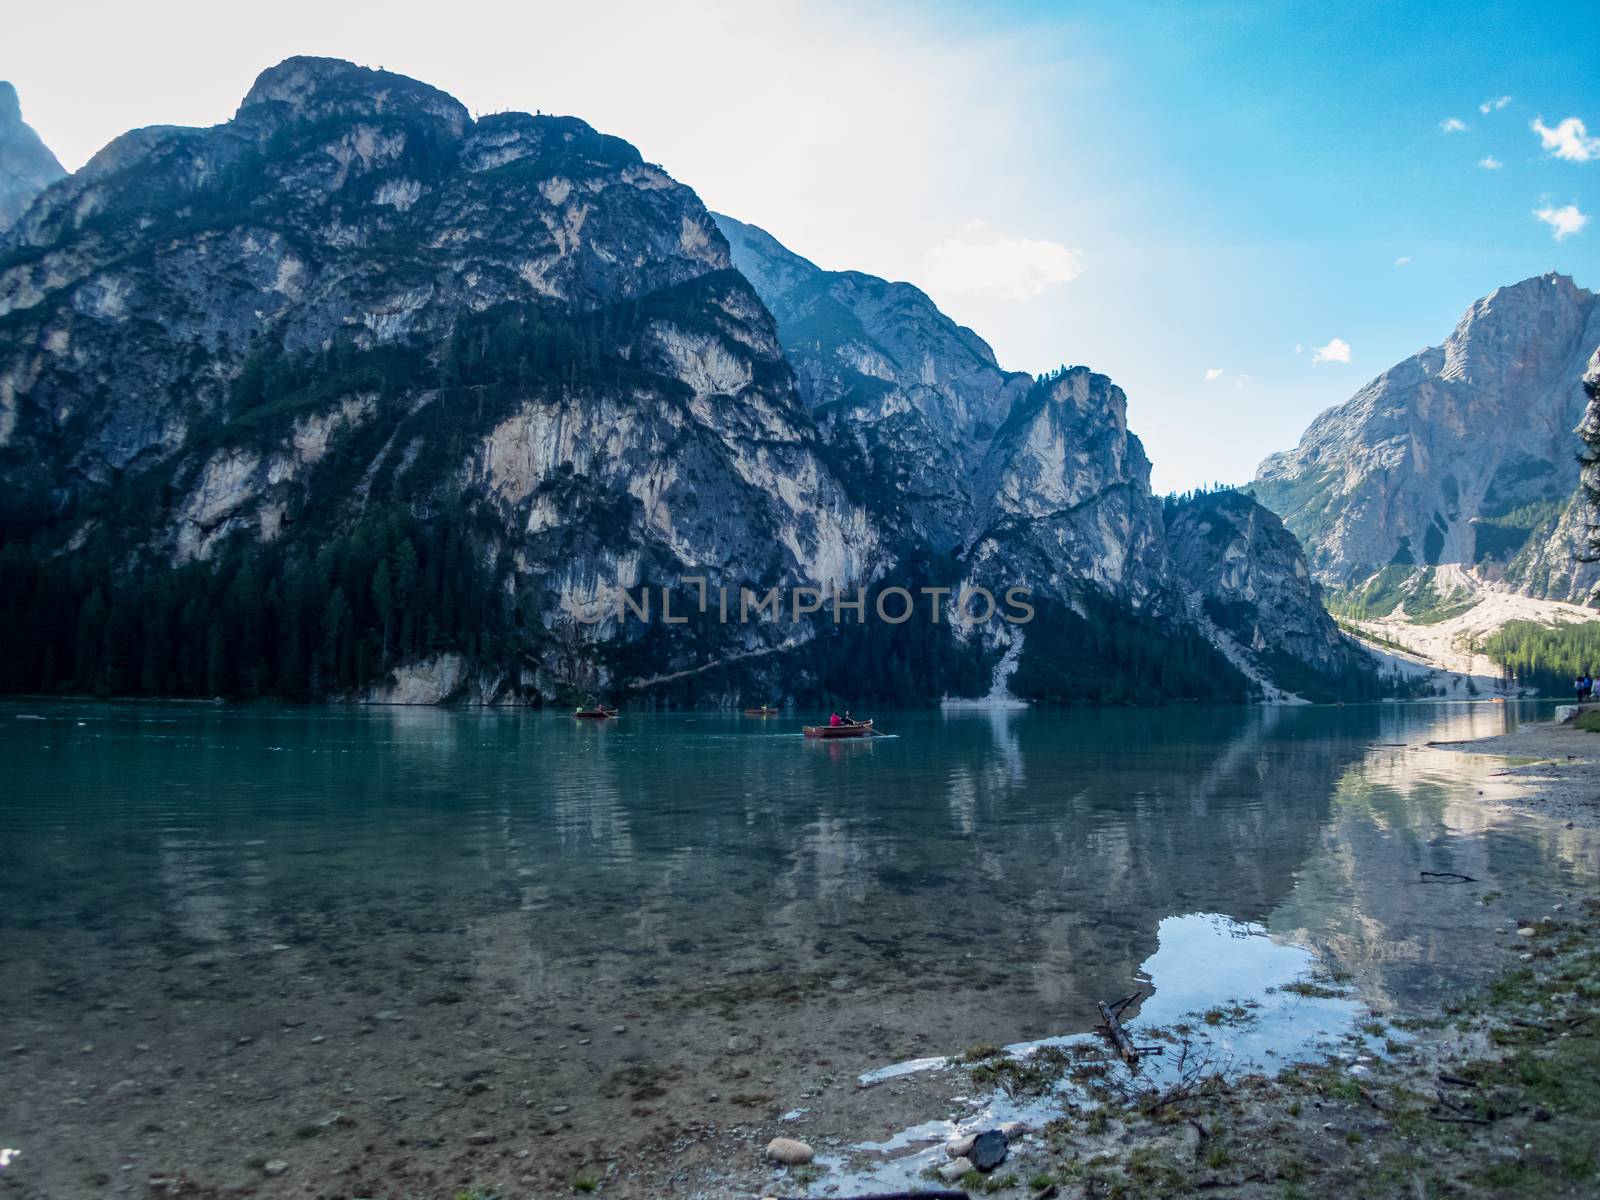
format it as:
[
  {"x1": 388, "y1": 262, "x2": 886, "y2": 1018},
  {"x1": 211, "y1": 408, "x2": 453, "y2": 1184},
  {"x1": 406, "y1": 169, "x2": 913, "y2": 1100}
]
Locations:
[{"x1": 1, "y1": 699, "x2": 1594, "y2": 1196}]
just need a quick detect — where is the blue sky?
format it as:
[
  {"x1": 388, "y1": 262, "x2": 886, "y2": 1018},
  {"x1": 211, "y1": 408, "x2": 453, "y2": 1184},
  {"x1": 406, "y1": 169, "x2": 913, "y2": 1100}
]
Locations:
[{"x1": 8, "y1": 0, "x2": 1599, "y2": 490}]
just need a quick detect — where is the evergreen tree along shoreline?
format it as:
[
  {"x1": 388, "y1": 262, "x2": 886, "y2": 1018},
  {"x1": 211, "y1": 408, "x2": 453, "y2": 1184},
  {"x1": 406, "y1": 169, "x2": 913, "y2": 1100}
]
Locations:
[{"x1": 1482, "y1": 620, "x2": 1600, "y2": 696}]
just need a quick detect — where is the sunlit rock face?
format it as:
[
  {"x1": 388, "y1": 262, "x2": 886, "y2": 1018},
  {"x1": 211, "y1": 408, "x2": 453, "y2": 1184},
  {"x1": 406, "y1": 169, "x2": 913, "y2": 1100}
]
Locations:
[
  {"x1": 1254, "y1": 274, "x2": 1600, "y2": 602},
  {"x1": 0, "y1": 82, "x2": 65, "y2": 233}
]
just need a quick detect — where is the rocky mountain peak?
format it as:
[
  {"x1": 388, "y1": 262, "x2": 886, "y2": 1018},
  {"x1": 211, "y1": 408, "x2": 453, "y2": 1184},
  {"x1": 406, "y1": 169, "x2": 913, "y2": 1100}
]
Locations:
[
  {"x1": 0, "y1": 80, "x2": 66, "y2": 233},
  {"x1": 1438, "y1": 272, "x2": 1596, "y2": 385},
  {"x1": 237, "y1": 56, "x2": 470, "y2": 136},
  {"x1": 1254, "y1": 272, "x2": 1600, "y2": 606}
]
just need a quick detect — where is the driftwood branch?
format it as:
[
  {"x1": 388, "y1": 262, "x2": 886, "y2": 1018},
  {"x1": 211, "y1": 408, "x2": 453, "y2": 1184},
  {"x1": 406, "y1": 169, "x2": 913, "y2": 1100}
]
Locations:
[
  {"x1": 1420, "y1": 871, "x2": 1477, "y2": 883},
  {"x1": 1108, "y1": 990, "x2": 1141, "y2": 1018},
  {"x1": 1098, "y1": 998, "x2": 1141, "y2": 1064}
]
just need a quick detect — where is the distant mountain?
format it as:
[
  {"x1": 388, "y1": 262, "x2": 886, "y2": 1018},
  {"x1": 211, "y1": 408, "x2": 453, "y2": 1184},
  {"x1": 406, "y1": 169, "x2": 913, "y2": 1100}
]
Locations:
[
  {"x1": 0, "y1": 82, "x2": 65, "y2": 232},
  {"x1": 0, "y1": 58, "x2": 1372, "y2": 706},
  {"x1": 1254, "y1": 273, "x2": 1600, "y2": 611}
]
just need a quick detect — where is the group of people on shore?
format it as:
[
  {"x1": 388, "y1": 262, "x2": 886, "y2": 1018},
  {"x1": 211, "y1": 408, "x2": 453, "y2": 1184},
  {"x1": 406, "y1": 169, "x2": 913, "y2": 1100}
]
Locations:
[{"x1": 1576, "y1": 671, "x2": 1595, "y2": 703}]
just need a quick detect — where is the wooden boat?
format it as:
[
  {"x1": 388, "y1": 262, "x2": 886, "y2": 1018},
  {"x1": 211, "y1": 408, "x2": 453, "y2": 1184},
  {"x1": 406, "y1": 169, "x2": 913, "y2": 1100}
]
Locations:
[
  {"x1": 574, "y1": 707, "x2": 618, "y2": 720},
  {"x1": 802, "y1": 719, "x2": 873, "y2": 739},
  {"x1": 743, "y1": 706, "x2": 781, "y2": 717}
]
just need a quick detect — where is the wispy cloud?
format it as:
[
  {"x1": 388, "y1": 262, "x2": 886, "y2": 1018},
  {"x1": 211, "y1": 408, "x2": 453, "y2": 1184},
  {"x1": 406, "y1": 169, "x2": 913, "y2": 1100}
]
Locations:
[
  {"x1": 1394, "y1": 255, "x2": 1413, "y2": 266},
  {"x1": 920, "y1": 220, "x2": 1084, "y2": 300},
  {"x1": 1477, "y1": 155, "x2": 1503, "y2": 170},
  {"x1": 1312, "y1": 337, "x2": 1352, "y2": 364},
  {"x1": 1534, "y1": 203, "x2": 1589, "y2": 240},
  {"x1": 1479, "y1": 95, "x2": 1513, "y2": 115},
  {"x1": 1531, "y1": 116, "x2": 1600, "y2": 162},
  {"x1": 1440, "y1": 117, "x2": 1469, "y2": 134},
  {"x1": 1204, "y1": 367, "x2": 1223, "y2": 381}
]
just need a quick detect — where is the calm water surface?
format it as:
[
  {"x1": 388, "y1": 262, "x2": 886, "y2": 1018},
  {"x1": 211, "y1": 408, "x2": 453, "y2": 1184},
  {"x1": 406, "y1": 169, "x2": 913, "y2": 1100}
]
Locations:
[{"x1": 1, "y1": 700, "x2": 1594, "y2": 1196}]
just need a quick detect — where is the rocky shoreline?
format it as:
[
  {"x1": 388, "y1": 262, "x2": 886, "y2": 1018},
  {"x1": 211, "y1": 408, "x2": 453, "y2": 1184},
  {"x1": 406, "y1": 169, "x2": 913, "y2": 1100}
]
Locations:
[{"x1": 726, "y1": 718, "x2": 1600, "y2": 1200}]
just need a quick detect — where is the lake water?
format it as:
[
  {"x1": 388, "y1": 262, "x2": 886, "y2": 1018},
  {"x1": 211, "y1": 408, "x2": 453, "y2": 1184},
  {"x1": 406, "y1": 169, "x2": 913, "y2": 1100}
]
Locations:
[{"x1": 1, "y1": 700, "x2": 1595, "y2": 1197}]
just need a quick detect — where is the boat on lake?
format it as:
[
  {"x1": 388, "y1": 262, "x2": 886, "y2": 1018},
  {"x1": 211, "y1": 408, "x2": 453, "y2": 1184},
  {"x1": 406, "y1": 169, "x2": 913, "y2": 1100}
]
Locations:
[
  {"x1": 743, "y1": 706, "x2": 781, "y2": 716},
  {"x1": 574, "y1": 707, "x2": 618, "y2": 720},
  {"x1": 802, "y1": 719, "x2": 873, "y2": 739}
]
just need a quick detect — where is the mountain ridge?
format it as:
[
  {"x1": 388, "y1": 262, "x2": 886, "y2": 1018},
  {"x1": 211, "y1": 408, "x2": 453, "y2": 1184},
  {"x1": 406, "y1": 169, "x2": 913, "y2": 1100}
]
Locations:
[
  {"x1": 0, "y1": 81, "x2": 65, "y2": 234},
  {"x1": 1254, "y1": 272, "x2": 1600, "y2": 613},
  {"x1": 0, "y1": 57, "x2": 1374, "y2": 706}
]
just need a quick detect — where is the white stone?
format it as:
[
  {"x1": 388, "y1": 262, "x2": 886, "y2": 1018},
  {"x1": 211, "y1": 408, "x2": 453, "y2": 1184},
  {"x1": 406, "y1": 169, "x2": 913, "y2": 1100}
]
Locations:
[
  {"x1": 939, "y1": 1156, "x2": 973, "y2": 1182},
  {"x1": 946, "y1": 1133, "x2": 975, "y2": 1159},
  {"x1": 764, "y1": 1137, "x2": 814, "y2": 1165}
]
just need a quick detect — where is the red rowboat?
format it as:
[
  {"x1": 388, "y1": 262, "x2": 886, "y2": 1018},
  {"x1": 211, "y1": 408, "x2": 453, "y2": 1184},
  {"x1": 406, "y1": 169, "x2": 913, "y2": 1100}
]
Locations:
[{"x1": 802, "y1": 719, "x2": 874, "y2": 739}]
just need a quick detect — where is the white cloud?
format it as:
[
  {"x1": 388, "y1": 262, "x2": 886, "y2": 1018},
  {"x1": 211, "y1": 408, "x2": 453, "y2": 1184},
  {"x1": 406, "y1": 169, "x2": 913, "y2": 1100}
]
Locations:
[
  {"x1": 1477, "y1": 155, "x2": 1503, "y2": 170},
  {"x1": 920, "y1": 220, "x2": 1084, "y2": 300},
  {"x1": 1312, "y1": 337, "x2": 1352, "y2": 364},
  {"x1": 1294, "y1": 343, "x2": 1304, "y2": 355},
  {"x1": 1479, "y1": 95, "x2": 1512, "y2": 115},
  {"x1": 1204, "y1": 367, "x2": 1223, "y2": 381},
  {"x1": 1531, "y1": 116, "x2": 1600, "y2": 162},
  {"x1": 1534, "y1": 203, "x2": 1589, "y2": 240},
  {"x1": 1395, "y1": 255, "x2": 1413, "y2": 266},
  {"x1": 1440, "y1": 117, "x2": 1469, "y2": 134}
]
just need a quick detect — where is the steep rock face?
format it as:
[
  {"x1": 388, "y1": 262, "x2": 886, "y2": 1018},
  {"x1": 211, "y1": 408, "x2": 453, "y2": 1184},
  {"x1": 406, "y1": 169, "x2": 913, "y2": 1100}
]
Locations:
[
  {"x1": 0, "y1": 57, "x2": 878, "y2": 698},
  {"x1": 718, "y1": 218, "x2": 1364, "y2": 701},
  {"x1": 1165, "y1": 490, "x2": 1368, "y2": 695},
  {"x1": 715, "y1": 213, "x2": 1029, "y2": 549},
  {"x1": 0, "y1": 82, "x2": 65, "y2": 233},
  {"x1": 966, "y1": 367, "x2": 1170, "y2": 606},
  {"x1": 1254, "y1": 274, "x2": 1600, "y2": 601}
]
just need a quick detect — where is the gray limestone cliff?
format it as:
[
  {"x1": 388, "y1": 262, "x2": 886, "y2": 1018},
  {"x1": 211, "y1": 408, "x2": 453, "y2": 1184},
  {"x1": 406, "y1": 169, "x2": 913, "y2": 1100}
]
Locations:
[
  {"x1": 1254, "y1": 273, "x2": 1600, "y2": 605},
  {"x1": 0, "y1": 57, "x2": 876, "y2": 699},
  {"x1": 716, "y1": 213, "x2": 1029, "y2": 549},
  {"x1": 0, "y1": 82, "x2": 65, "y2": 233},
  {"x1": 719, "y1": 216, "x2": 1372, "y2": 701},
  {"x1": 1164, "y1": 489, "x2": 1370, "y2": 695}
]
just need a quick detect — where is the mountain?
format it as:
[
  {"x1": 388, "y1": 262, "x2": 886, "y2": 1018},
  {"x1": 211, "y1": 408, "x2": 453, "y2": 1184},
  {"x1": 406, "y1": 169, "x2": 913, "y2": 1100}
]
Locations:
[
  {"x1": 0, "y1": 57, "x2": 1370, "y2": 706},
  {"x1": 719, "y1": 216, "x2": 1373, "y2": 703},
  {"x1": 0, "y1": 57, "x2": 876, "y2": 703},
  {"x1": 0, "y1": 82, "x2": 65, "y2": 232},
  {"x1": 715, "y1": 213, "x2": 1028, "y2": 549},
  {"x1": 1254, "y1": 274, "x2": 1600, "y2": 613},
  {"x1": 1163, "y1": 489, "x2": 1373, "y2": 700}
]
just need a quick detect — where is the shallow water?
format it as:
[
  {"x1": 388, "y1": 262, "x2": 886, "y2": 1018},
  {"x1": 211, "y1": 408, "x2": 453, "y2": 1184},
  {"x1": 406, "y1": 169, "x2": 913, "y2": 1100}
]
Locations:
[{"x1": 0, "y1": 699, "x2": 1594, "y2": 1196}]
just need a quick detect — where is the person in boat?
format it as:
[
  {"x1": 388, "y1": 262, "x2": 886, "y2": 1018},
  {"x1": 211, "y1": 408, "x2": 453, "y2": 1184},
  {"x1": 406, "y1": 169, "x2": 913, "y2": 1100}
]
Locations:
[
  {"x1": 843, "y1": 710, "x2": 857, "y2": 726},
  {"x1": 829, "y1": 711, "x2": 842, "y2": 727}
]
